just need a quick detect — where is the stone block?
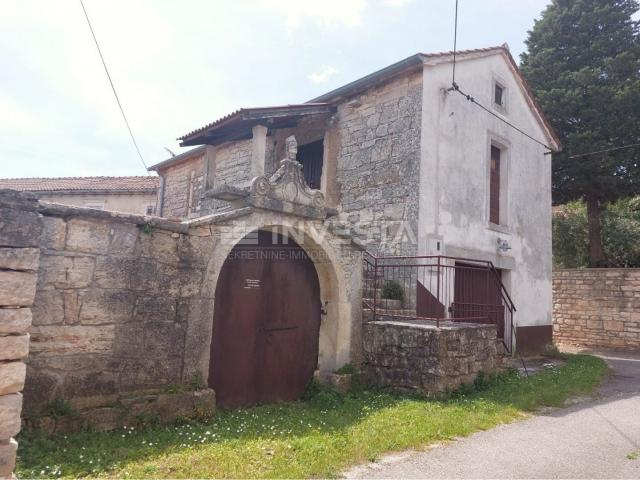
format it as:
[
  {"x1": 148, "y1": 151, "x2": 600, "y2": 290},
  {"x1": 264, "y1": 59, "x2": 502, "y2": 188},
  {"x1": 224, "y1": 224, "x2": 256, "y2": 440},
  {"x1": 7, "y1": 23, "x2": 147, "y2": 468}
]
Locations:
[
  {"x1": 0, "y1": 335, "x2": 29, "y2": 361},
  {"x1": 22, "y1": 368, "x2": 61, "y2": 413},
  {"x1": 182, "y1": 298, "x2": 214, "y2": 381},
  {"x1": 0, "y1": 270, "x2": 37, "y2": 306},
  {"x1": 81, "y1": 407, "x2": 124, "y2": 431},
  {"x1": 31, "y1": 290, "x2": 64, "y2": 325},
  {"x1": 0, "y1": 247, "x2": 39, "y2": 271},
  {"x1": 93, "y1": 257, "x2": 132, "y2": 289},
  {"x1": 143, "y1": 322, "x2": 186, "y2": 358},
  {"x1": 0, "y1": 204, "x2": 42, "y2": 248},
  {"x1": 0, "y1": 308, "x2": 31, "y2": 334},
  {"x1": 38, "y1": 254, "x2": 95, "y2": 289},
  {"x1": 0, "y1": 362, "x2": 26, "y2": 395},
  {"x1": 79, "y1": 289, "x2": 136, "y2": 325},
  {"x1": 0, "y1": 394, "x2": 22, "y2": 439},
  {"x1": 30, "y1": 326, "x2": 114, "y2": 355},
  {"x1": 0, "y1": 438, "x2": 18, "y2": 479},
  {"x1": 65, "y1": 218, "x2": 110, "y2": 254},
  {"x1": 40, "y1": 216, "x2": 66, "y2": 250},
  {"x1": 154, "y1": 389, "x2": 215, "y2": 424},
  {"x1": 107, "y1": 223, "x2": 139, "y2": 256},
  {"x1": 138, "y1": 230, "x2": 179, "y2": 266},
  {"x1": 603, "y1": 320, "x2": 624, "y2": 332}
]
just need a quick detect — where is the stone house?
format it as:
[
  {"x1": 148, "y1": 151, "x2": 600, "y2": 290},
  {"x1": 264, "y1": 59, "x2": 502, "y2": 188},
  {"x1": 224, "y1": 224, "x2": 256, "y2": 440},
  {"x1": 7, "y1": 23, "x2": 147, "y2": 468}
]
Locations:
[
  {"x1": 0, "y1": 176, "x2": 158, "y2": 215},
  {"x1": 151, "y1": 44, "x2": 560, "y2": 352},
  {"x1": 0, "y1": 45, "x2": 561, "y2": 443}
]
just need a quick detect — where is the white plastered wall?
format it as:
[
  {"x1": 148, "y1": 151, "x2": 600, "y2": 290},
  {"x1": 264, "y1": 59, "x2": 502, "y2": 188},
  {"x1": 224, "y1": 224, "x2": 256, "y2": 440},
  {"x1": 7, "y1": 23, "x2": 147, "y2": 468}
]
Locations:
[{"x1": 418, "y1": 53, "x2": 553, "y2": 338}]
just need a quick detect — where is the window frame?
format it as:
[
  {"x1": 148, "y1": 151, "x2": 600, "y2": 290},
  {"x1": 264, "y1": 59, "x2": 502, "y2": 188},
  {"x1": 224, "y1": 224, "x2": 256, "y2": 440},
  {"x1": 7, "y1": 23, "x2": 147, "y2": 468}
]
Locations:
[
  {"x1": 491, "y1": 74, "x2": 508, "y2": 114},
  {"x1": 486, "y1": 135, "x2": 510, "y2": 229}
]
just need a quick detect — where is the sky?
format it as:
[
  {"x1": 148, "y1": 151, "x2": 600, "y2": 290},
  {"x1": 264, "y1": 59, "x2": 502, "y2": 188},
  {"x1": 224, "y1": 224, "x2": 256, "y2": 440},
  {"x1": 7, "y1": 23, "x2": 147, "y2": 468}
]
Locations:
[{"x1": 0, "y1": 0, "x2": 552, "y2": 178}]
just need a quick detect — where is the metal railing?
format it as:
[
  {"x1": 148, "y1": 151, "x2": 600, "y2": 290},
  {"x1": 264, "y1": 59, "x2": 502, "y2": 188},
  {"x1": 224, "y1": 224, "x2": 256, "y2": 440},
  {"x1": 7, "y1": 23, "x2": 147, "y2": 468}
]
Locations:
[{"x1": 362, "y1": 252, "x2": 516, "y2": 353}]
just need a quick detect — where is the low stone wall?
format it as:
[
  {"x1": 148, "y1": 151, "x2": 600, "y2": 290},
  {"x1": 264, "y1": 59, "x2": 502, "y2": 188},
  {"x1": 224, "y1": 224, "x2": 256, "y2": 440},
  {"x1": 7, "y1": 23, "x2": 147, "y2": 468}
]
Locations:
[
  {"x1": 362, "y1": 320, "x2": 503, "y2": 393},
  {"x1": 25, "y1": 202, "x2": 216, "y2": 421},
  {"x1": 0, "y1": 191, "x2": 42, "y2": 478},
  {"x1": 553, "y1": 269, "x2": 640, "y2": 351},
  {"x1": 26, "y1": 389, "x2": 215, "y2": 434}
]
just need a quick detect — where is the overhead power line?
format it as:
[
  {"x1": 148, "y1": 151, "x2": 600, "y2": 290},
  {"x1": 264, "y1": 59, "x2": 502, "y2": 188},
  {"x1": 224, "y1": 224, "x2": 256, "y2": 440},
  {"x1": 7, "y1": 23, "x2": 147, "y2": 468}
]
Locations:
[
  {"x1": 451, "y1": 84, "x2": 555, "y2": 152},
  {"x1": 447, "y1": 0, "x2": 554, "y2": 154},
  {"x1": 568, "y1": 142, "x2": 640, "y2": 159},
  {"x1": 79, "y1": 0, "x2": 150, "y2": 174}
]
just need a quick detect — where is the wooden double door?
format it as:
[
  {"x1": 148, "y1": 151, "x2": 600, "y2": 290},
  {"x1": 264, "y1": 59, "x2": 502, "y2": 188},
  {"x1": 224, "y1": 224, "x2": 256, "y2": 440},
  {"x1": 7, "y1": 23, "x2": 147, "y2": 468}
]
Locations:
[{"x1": 209, "y1": 230, "x2": 321, "y2": 408}]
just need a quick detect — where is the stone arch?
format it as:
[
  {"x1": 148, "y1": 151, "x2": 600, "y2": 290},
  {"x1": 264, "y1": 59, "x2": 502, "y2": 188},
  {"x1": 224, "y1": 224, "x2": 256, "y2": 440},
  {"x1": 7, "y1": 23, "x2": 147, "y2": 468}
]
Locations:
[{"x1": 200, "y1": 211, "x2": 360, "y2": 382}]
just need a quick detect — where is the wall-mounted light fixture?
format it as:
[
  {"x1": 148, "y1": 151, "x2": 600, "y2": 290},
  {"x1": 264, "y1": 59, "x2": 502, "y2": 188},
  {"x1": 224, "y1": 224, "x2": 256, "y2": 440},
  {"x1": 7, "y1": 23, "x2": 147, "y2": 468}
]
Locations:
[{"x1": 497, "y1": 238, "x2": 512, "y2": 253}]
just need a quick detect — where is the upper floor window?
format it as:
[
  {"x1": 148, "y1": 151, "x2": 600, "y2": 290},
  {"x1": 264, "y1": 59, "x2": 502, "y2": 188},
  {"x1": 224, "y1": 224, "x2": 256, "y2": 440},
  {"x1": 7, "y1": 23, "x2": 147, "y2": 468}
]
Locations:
[
  {"x1": 297, "y1": 139, "x2": 324, "y2": 190},
  {"x1": 489, "y1": 145, "x2": 501, "y2": 225},
  {"x1": 494, "y1": 82, "x2": 505, "y2": 108}
]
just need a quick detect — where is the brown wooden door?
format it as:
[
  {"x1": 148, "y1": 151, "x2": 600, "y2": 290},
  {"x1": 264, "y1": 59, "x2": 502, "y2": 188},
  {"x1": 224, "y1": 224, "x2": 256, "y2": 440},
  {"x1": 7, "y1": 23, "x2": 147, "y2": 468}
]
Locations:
[
  {"x1": 209, "y1": 230, "x2": 321, "y2": 408},
  {"x1": 452, "y1": 262, "x2": 505, "y2": 338}
]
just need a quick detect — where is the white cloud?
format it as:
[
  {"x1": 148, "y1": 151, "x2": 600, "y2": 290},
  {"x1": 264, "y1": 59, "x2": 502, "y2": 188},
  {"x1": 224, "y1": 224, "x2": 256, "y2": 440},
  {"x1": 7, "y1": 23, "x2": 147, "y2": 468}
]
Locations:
[
  {"x1": 382, "y1": 0, "x2": 413, "y2": 7},
  {"x1": 259, "y1": 0, "x2": 367, "y2": 32},
  {"x1": 308, "y1": 66, "x2": 338, "y2": 84}
]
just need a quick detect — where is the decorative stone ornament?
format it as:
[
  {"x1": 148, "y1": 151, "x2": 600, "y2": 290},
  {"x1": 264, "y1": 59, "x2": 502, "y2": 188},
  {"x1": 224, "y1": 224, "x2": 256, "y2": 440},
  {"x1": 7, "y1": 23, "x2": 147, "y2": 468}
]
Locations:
[{"x1": 248, "y1": 135, "x2": 326, "y2": 219}]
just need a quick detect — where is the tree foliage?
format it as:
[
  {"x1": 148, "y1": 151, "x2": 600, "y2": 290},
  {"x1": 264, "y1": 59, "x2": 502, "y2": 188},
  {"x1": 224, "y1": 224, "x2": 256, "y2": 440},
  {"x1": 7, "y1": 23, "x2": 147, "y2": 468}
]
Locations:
[
  {"x1": 521, "y1": 0, "x2": 640, "y2": 266},
  {"x1": 553, "y1": 197, "x2": 640, "y2": 267}
]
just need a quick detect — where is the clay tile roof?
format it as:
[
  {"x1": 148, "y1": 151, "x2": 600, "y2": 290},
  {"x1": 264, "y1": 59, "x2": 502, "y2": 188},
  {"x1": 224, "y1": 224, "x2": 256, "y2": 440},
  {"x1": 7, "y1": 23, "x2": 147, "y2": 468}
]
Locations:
[
  {"x1": 0, "y1": 176, "x2": 159, "y2": 193},
  {"x1": 419, "y1": 44, "x2": 507, "y2": 59},
  {"x1": 178, "y1": 103, "x2": 335, "y2": 145}
]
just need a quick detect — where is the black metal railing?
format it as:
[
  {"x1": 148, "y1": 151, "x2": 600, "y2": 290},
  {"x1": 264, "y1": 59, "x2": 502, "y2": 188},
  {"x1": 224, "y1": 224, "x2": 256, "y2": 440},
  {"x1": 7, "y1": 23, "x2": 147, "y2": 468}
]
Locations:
[{"x1": 362, "y1": 252, "x2": 516, "y2": 353}]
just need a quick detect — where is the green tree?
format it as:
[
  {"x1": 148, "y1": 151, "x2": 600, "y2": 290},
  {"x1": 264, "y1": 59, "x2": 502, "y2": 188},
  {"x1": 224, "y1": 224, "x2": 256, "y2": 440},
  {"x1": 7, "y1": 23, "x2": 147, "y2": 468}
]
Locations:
[{"x1": 520, "y1": 0, "x2": 640, "y2": 267}]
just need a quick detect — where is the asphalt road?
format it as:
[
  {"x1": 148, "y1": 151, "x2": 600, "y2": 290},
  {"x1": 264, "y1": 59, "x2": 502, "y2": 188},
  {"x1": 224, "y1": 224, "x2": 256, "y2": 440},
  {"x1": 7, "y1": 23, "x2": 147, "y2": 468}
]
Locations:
[{"x1": 345, "y1": 351, "x2": 640, "y2": 479}]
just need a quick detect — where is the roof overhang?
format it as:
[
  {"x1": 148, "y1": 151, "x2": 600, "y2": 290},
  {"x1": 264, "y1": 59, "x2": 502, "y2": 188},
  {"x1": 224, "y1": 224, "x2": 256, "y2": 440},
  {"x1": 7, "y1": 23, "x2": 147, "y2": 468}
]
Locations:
[{"x1": 178, "y1": 104, "x2": 336, "y2": 147}]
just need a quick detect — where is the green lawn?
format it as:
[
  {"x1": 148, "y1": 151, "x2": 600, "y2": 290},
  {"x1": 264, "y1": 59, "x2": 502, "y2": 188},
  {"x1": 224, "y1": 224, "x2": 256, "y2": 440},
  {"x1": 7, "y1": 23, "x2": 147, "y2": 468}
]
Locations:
[{"x1": 17, "y1": 354, "x2": 607, "y2": 479}]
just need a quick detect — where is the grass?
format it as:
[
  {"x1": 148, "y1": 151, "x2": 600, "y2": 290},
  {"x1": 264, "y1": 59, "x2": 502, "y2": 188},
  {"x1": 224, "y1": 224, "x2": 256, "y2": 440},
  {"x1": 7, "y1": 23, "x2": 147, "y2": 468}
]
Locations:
[{"x1": 17, "y1": 354, "x2": 607, "y2": 479}]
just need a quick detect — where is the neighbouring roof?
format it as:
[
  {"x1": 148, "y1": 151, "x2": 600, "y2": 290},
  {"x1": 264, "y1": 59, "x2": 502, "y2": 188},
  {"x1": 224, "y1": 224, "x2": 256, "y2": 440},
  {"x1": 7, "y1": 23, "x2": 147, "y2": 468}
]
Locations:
[
  {"x1": 0, "y1": 176, "x2": 159, "y2": 194},
  {"x1": 178, "y1": 103, "x2": 336, "y2": 147}
]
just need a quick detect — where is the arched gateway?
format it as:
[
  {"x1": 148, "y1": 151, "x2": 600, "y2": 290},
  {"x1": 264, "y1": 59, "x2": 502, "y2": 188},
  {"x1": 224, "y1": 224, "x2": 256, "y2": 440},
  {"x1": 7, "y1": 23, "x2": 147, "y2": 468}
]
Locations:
[{"x1": 209, "y1": 230, "x2": 322, "y2": 407}]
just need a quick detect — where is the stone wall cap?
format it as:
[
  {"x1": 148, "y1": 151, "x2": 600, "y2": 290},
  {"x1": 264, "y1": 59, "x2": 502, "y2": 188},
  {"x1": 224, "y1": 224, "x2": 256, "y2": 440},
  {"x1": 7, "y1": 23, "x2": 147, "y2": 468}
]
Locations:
[{"x1": 37, "y1": 201, "x2": 189, "y2": 234}]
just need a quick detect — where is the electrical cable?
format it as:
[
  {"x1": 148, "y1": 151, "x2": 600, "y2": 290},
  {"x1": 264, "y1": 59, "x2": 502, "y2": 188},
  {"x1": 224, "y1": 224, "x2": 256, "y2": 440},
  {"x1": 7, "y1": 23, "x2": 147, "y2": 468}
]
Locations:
[
  {"x1": 79, "y1": 0, "x2": 150, "y2": 174},
  {"x1": 448, "y1": 0, "x2": 554, "y2": 154}
]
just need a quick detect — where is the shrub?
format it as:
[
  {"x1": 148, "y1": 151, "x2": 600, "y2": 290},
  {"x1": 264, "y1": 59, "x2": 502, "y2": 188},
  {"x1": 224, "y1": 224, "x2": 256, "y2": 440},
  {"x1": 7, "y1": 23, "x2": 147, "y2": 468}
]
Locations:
[
  {"x1": 44, "y1": 397, "x2": 76, "y2": 419},
  {"x1": 335, "y1": 363, "x2": 356, "y2": 375},
  {"x1": 382, "y1": 280, "x2": 404, "y2": 301}
]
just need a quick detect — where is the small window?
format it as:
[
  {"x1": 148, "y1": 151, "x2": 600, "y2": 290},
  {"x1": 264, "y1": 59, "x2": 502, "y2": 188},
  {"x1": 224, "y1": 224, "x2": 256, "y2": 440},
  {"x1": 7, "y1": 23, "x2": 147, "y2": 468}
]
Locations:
[
  {"x1": 489, "y1": 146, "x2": 501, "y2": 224},
  {"x1": 145, "y1": 205, "x2": 155, "y2": 215},
  {"x1": 494, "y1": 83, "x2": 504, "y2": 107},
  {"x1": 296, "y1": 139, "x2": 324, "y2": 190}
]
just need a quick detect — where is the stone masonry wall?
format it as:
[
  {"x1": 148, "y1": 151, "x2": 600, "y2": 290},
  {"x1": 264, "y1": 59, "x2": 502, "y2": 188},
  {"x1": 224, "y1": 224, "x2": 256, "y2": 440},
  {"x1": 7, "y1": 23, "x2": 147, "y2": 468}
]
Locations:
[
  {"x1": 553, "y1": 269, "x2": 640, "y2": 351},
  {"x1": 160, "y1": 154, "x2": 205, "y2": 219},
  {"x1": 0, "y1": 190, "x2": 41, "y2": 478},
  {"x1": 25, "y1": 203, "x2": 216, "y2": 422},
  {"x1": 363, "y1": 320, "x2": 502, "y2": 393},
  {"x1": 201, "y1": 139, "x2": 253, "y2": 214},
  {"x1": 332, "y1": 72, "x2": 423, "y2": 255}
]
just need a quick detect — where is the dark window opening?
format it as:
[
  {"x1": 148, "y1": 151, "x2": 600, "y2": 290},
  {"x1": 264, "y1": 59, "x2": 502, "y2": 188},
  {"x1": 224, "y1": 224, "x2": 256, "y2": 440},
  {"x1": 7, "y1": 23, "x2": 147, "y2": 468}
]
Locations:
[
  {"x1": 296, "y1": 139, "x2": 324, "y2": 190},
  {"x1": 490, "y1": 145, "x2": 501, "y2": 224},
  {"x1": 494, "y1": 83, "x2": 504, "y2": 107}
]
